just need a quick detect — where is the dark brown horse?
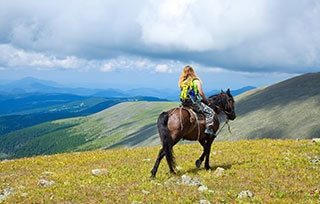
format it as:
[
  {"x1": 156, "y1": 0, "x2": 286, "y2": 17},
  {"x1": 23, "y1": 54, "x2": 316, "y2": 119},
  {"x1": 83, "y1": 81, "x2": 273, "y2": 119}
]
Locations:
[{"x1": 150, "y1": 89, "x2": 236, "y2": 178}]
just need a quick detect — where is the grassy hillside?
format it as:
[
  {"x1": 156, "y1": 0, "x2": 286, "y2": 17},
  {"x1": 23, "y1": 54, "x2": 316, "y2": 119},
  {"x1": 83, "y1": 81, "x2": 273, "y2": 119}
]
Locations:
[
  {"x1": 217, "y1": 72, "x2": 320, "y2": 141},
  {"x1": 0, "y1": 102, "x2": 178, "y2": 159},
  {"x1": 0, "y1": 93, "x2": 167, "y2": 135},
  {"x1": 1, "y1": 72, "x2": 319, "y2": 159},
  {"x1": 1, "y1": 139, "x2": 319, "y2": 203}
]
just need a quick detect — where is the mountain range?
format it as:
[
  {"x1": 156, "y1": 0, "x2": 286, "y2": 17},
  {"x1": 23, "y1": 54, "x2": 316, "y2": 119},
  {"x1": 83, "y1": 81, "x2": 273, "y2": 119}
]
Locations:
[
  {"x1": 1, "y1": 73, "x2": 319, "y2": 159},
  {"x1": 0, "y1": 77, "x2": 253, "y2": 135},
  {"x1": 0, "y1": 76, "x2": 255, "y2": 101}
]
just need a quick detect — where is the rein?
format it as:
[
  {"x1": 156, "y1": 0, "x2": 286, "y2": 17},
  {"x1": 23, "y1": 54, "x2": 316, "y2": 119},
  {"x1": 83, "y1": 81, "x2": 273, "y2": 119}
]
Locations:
[
  {"x1": 211, "y1": 98, "x2": 232, "y2": 136},
  {"x1": 214, "y1": 105, "x2": 231, "y2": 116},
  {"x1": 215, "y1": 119, "x2": 232, "y2": 136}
]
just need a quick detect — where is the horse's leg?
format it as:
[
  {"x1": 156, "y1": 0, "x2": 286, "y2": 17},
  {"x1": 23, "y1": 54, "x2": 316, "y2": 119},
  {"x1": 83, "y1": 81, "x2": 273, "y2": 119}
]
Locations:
[
  {"x1": 166, "y1": 147, "x2": 176, "y2": 175},
  {"x1": 156, "y1": 111, "x2": 177, "y2": 176},
  {"x1": 204, "y1": 138, "x2": 214, "y2": 170},
  {"x1": 150, "y1": 148, "x2": 165, "y2": 178},
  {"x1": 150, "y1": 140, "x2": 178, "y2": 178},
  {"x1": 195, "y1": 139, "x2": 207, "y2": 168}
]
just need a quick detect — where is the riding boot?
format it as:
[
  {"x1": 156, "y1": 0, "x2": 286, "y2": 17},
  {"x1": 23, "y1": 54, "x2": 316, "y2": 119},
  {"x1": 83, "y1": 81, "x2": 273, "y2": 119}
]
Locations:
[{"x1": 204, "y1": 125, "x2": 216, "y2": 137}]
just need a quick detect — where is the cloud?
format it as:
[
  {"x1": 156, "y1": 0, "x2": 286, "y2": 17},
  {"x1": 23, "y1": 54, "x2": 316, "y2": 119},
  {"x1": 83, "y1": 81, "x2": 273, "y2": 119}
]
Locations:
[
  {"x1": 138, "y1": 0, "x2": 271, "y2": 51},
  {"x1": 0, "y1": 44, "x2": 181, "y2": 74},
  {"x1": 138, "y1": 0, "x2": 320, "y2": 72},
  {"x1": 155, "y1": 64, "x2": 173, "y2": 73},
  {"x1": 0, "y1": 0, "x2": 319, "y2": 75},
  {"x1": 0, "y1": 1, "x2": 144, "y2": 57},
  {"x1": 100, "y1": 63, "x2": 114, "y2": 72},
  {"x1": 0, "y1": 44, "x2": 86, "y2": 70}
]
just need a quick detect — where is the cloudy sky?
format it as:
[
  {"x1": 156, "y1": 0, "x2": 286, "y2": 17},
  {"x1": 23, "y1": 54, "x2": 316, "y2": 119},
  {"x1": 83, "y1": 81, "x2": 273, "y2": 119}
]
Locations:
[{"x1": 0, "y1": 0, "x2": 319, "y2": 91}]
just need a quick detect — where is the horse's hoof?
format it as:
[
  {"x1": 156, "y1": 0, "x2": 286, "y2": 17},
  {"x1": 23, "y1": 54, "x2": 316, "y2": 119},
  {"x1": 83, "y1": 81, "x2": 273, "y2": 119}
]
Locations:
[
  {"x1": 195, "y1": 160, "x2": 202, "y2": 168},
  {"x1": 205, "y1": 166, "x2": 212, "y2": 170}
]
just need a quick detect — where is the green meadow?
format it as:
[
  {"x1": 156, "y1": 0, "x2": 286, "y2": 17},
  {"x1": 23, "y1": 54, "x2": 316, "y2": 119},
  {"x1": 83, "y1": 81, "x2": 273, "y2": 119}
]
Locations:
[{"x1": 1, "y1": 139, "x2": 319, "y2": 203}]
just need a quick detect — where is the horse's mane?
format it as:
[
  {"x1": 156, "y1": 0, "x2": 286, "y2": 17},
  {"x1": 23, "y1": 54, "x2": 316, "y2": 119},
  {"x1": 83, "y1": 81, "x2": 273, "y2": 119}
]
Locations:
[
  {"x1": 208, "y1": 91, "x2": 229, "y2": 113},
  {"x1": 209, "y1": 92, "x2": 226, "y2": 103}
]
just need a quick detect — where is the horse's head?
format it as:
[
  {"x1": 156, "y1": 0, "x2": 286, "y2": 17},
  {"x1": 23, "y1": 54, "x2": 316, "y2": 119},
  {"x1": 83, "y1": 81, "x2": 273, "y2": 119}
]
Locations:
[{"x1": 209, "y1": 88, "x2": 236, "y2": 120}]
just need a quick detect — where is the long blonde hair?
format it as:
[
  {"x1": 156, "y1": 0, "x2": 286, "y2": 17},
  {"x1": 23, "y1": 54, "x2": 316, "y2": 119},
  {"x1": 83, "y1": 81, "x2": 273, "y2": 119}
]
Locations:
[{"x1": 178, "y1": 65, "x2": 202, "y2": 88}]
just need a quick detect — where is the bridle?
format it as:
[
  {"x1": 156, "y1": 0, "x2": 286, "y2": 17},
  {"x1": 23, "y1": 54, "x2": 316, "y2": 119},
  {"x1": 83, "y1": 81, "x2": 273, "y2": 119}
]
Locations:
[
  {"x1": 214, "y1": 104, "x2": 232, "y2": 136},
  {"x1": 214, "y1": 104, "x2": 233, "y2": 116},
  {"x1": 209, "y1": 93, "x2": 234, "y2": 135},
  {"x1": 209, "y1": 93, "x2": 234, "y2": 119}
]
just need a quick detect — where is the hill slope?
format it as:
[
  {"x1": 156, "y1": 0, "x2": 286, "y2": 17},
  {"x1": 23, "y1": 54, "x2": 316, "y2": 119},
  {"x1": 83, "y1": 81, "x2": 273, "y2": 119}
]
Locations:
[
  {"x1": 0, "y1": 139, "x2": 319, "y2": 203},
  {"x1": 0, "y1": 94, "x2": 137, "y2": 135},
  {"x1": 217, "y1": 72, "x2": 320, "y2": 141},
  {"x1": 0, "y1": 102, "x2": 178, "y2": 159}
]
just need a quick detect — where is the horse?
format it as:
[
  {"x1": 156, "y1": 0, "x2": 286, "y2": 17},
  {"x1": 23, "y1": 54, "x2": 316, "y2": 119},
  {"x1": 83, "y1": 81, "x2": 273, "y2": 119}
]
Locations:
[{"x1": 150, "y1": 89, "x2": 236, "y2": 178}]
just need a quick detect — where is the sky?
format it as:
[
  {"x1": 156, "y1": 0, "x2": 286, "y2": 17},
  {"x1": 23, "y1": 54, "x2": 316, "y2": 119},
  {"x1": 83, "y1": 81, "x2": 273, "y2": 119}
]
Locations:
[{"x1": 0, "y1": 0, "x2": 319, "y2": 91}]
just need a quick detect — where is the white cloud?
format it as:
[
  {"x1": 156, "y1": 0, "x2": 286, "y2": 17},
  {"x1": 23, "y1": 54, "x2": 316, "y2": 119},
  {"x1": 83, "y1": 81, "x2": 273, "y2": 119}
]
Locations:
[
  {"x1": 0, "y1": 44, "x2": 47, "y2": 67},
  {"x1": 101, "y1": 63, "x2": 114, "y2": 72},
  {"x1": 155, "y1": 64, "x2": 172, "y2": 73},
  {"x1": 138, "y1": 0, "x2": 272, "y2": 51},
  {"x1": 0, "y1": 44, "x2": 86, "y2": 70},
  {"x1": 138, "y1": 0, "x2": 212, "y2": 51},
  {"x1": 0, "y1": 0, "x2": 319, "y2": 75},
  {"x1": 138, "y1": 0, "x2": 320, "y2": 72}
]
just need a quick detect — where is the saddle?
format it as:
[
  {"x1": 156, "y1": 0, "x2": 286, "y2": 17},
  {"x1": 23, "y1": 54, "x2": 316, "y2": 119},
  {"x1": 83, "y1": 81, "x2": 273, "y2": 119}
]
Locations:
[{"x1": 180, "y1": 103, "x2": 205, "y2": 124}]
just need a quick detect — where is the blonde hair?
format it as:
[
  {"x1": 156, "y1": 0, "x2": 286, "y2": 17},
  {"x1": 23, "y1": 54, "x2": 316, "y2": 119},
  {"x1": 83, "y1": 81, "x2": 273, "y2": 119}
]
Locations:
[{"x1": 178, "y1": 65, "x2": 202, "y2": 88}]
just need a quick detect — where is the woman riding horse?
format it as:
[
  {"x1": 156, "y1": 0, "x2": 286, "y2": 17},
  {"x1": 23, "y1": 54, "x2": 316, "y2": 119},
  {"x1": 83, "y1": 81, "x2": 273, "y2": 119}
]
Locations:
[
  {"x1": 178, "y1": 65, "x2": 215, "y2": 136},
  {"x1": 150, "y1": 67, "x2": 236, "y2": 178}
]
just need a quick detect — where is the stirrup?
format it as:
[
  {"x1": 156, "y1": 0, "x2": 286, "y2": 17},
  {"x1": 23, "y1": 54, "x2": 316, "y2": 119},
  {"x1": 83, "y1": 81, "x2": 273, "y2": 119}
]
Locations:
[{"x1": 204, "y1": 128, "x2": 215, "y2": 136}]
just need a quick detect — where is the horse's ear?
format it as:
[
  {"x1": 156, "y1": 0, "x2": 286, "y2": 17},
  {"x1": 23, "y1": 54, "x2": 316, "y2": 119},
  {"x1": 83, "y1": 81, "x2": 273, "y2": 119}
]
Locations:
[
  {"x1": 226, "y1": 88, "x2": 230, "y2": 94},
  {"x1": 220, "y1": 89, "x2": 225, "y2": 93}
]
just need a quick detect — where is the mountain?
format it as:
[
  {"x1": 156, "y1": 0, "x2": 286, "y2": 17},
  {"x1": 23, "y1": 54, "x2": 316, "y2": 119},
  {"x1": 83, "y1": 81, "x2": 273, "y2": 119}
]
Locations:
[
  {"x1": 6, "y1": 71, "x2": 320, "y2": 159},
  {"x1": 217, "y1": 72, "x2": 320, "y2": 141},
  {"x1": 0, "y1": 77, "x2": 254, "y2": 101},
  {"x1": 1, "y1": 72, "x2": 319, "y2": 160},
  {"x1": 0, "y1": 96, "x2": 131, "y2": 135},
  {"x1": 0, "y1": 93, "x2": 86, "y2": 115},
  {"x1": 92, "y1": 89, "x2": 128, "y2": 98},
  {"x1": 0, "y1": 77, "x2": 60, "y2": 94},
  {"x1": 0, "y1": 77, "x2": 107, "y2": 96},
  {"x1": 230, "y1": 86, "x2": 256, "y2": 96},
  {"x1": 0, "y1": 77, "x2": 171, "y2": 135},
  {"x1": 0, "y1": 101, "x2": 178, "y2": 159},
  {"x1": 0, "y1": 92, "x2": 169, "y2": 136}
]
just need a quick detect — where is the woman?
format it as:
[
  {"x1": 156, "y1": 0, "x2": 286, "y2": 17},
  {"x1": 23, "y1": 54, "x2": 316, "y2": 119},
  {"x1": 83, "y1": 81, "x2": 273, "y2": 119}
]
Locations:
[{"x1": 178, "y1": 65, "x2": 215, "y2": 136}]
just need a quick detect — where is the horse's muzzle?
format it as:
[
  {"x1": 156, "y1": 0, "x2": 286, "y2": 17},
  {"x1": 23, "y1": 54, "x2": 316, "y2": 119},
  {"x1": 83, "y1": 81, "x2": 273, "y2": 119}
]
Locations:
[{"x1": 228, "y1": 112, "x2": 236, "y2": 120}]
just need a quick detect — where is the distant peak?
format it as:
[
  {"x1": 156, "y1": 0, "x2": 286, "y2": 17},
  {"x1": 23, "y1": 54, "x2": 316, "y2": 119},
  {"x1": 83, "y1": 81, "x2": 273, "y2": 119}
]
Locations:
[{"x1": 14, "y1": 77, "x2": 58, "y2": 86}]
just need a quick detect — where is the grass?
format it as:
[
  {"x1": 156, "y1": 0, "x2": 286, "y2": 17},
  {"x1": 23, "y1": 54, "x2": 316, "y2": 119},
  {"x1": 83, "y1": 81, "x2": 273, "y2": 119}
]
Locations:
[{"x1": 1, "y1": 139, "x2": 319, "y2": 203}]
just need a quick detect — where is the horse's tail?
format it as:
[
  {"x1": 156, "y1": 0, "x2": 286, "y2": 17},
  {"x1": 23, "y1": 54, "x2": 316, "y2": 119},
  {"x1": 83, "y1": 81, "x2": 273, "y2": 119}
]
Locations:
[{"x1": 157, "y1": 111, "x2": 176, "y2": 169}]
